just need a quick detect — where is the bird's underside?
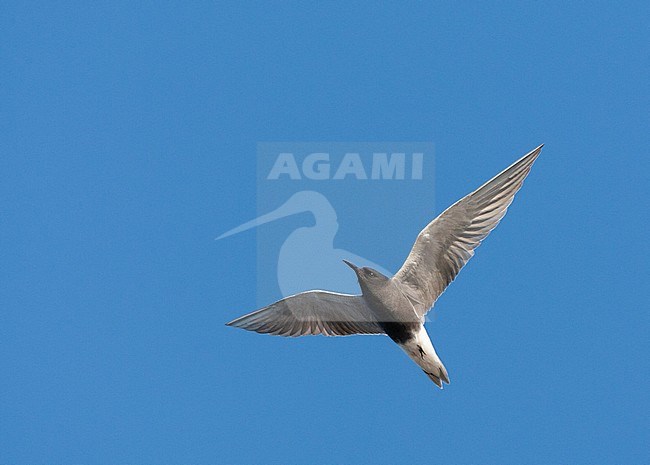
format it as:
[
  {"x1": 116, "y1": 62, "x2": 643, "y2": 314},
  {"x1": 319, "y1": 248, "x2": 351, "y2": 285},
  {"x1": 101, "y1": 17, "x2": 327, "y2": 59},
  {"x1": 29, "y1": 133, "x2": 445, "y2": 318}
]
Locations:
[{"x1": 226, "y1": 145, "x2": 543, "y2": 388}]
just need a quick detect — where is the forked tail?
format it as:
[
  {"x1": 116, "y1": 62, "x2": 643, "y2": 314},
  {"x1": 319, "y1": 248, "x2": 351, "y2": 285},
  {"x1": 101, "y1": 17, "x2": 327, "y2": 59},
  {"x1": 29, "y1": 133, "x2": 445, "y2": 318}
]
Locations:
[{"x1": 398, "y1": 325, "x2": 450, "y2": 388}]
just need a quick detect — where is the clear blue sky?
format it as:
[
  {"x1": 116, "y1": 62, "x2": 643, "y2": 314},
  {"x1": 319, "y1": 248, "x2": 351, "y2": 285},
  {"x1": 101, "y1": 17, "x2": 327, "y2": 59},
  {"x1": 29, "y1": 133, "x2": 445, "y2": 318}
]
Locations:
[{"x1": 2, "y1": 2, "x2": 649, "y2": 464}]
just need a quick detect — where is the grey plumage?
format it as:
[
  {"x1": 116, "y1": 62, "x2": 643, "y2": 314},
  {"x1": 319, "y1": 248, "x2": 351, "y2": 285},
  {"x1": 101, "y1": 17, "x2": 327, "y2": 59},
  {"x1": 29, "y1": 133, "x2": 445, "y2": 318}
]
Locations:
[
  {"x1": 225, "y1": 290, "x2": 383, "y2": 337},
  {"x1": 396, "y1": 145, "x2": 542, "y2": 317},
  {"x1": 226, "y1": 145, "x2": 543, "y2": 388}
]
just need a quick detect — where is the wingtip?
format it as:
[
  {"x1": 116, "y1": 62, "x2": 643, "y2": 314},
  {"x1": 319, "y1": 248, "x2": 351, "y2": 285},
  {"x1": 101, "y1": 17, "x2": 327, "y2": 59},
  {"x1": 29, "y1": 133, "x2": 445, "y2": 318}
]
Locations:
[
  {"x1": 529, "y1": 144, "x2": 544, "y2": 156},
  {"x1": 517, "y1": 144, "x2": 543, "y2": 165}
]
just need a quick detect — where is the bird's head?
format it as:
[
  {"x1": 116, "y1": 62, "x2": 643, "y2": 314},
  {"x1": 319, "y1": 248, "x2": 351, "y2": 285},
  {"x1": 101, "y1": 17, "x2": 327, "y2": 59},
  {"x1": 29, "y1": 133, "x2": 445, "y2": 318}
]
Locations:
[{"x1": 343, "y1": 260, "x2": 389, "y2": 294}]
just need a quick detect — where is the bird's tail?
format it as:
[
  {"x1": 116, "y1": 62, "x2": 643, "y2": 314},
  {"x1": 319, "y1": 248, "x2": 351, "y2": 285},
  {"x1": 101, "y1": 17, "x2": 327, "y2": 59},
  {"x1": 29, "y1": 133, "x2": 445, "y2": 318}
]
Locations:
[{"x1": 398, "y1": 325, "x2": 449, "y2": 388}]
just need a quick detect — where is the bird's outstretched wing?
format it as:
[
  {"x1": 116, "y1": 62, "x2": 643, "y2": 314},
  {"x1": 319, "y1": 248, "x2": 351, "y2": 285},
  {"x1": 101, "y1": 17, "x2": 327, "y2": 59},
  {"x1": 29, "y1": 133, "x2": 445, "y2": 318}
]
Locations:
[
  {"x1": 395, "y1": 145, "x2": 542, "y2": 317},
  {"x1": 226, "y1": 290, "x2": 385, "y2": 337}
]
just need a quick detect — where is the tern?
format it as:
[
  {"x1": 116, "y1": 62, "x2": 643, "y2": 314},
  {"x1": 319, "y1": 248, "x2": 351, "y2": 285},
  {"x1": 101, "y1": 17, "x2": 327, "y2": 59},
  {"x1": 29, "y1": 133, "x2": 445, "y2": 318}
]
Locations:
[{"x1": 226, "y1": 145, "x2": 542, "y2": 388}]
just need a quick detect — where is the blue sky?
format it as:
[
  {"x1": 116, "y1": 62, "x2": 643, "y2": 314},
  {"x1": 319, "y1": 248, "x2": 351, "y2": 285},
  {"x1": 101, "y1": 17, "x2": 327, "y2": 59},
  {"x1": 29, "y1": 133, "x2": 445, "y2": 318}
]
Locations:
[{"x1": 2, "y1": 2, "x2": 649, "y2": 464}]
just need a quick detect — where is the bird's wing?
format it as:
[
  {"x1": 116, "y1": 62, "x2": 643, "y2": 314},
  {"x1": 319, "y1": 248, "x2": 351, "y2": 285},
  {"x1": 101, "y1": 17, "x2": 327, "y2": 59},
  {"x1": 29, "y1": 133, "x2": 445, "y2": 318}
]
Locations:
[
  {"x1": 394, "y1": 145, "x2": 542, "y2": 317},
  {"x1": 226, "y1": 290, "x2": 385, "y2": 337}
]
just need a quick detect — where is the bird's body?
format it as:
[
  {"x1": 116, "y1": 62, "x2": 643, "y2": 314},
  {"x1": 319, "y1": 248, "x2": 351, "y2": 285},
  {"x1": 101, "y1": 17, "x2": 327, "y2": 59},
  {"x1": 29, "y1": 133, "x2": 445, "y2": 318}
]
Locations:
[
  {"x1": 342, "y1": 263, "x2": 449, "y2": 385},
  {"x1": 225, "y1": 145, "x2": 543, "y2": 388}
]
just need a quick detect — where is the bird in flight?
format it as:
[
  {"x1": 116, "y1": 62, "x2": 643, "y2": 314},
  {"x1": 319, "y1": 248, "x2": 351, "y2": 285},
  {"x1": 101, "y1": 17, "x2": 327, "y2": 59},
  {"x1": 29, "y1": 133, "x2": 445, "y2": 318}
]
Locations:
[{"x1": 226, "y1": 145, "x2": 542, "y2": 388}]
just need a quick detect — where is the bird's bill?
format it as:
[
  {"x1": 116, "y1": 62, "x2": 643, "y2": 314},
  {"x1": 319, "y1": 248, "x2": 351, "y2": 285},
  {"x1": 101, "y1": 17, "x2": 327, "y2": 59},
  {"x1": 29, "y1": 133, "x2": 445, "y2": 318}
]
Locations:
[
  {"x1": 216, "y1": 200, "x2": 298, "y2": 240},
  {"x1": 342, "y1": 259, "x2": 359, "y2": 272}
]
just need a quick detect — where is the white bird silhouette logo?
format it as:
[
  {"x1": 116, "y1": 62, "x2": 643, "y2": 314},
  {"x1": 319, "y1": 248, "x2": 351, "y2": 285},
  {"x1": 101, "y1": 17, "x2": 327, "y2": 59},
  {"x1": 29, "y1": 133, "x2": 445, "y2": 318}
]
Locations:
[{"x1": 218, "y1": 190, "x2": 391, "y2": 297}]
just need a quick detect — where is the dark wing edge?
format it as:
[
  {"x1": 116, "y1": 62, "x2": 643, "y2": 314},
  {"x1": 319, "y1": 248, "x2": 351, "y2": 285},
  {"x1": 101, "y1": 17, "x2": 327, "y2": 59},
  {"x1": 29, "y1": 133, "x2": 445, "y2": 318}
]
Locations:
[
  {"x1": 226, "y1": 290, "x2": 385, "y2": 337},
  {"x1": 395, "y1": 145, "x2": 543, "y2": 316}
]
